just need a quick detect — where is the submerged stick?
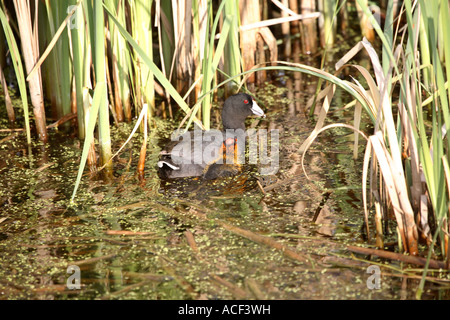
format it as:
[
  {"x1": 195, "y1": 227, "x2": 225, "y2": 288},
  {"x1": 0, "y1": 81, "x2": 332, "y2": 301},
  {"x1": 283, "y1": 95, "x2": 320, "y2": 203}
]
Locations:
[
  {"x1": 157, "y1": 199, "x2": 310, "y2": 265},
  {"x1": 0, "y1": 113, "x2": 77, "y2": 133},
  {"x1": 67, "y1": 253, "x2": 117, "y2": 266},
  {"x1": 347, "y1": 245, "x2": 447, "y2": 269},
  {"x1": 217, "y1": 220, "x2": 309, "y2": 264},
  {"x1": 210, "y1": 274, "x2": 248, "y2": 299}
]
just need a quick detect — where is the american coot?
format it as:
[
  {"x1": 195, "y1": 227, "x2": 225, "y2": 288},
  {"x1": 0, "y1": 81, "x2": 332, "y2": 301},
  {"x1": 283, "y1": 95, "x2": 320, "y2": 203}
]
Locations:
[{"x1": 158, "y1": 93, "x2": 265, "y2": 179}]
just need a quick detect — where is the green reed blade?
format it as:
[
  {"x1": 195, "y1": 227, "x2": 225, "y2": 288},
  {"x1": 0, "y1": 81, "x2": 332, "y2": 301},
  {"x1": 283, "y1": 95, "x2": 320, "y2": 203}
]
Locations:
[
  {"x1": 0, "y1": 7, "x2": 31, "y2": 144},
  {"x1": 103, "y1": 3, "x2": 204, "y2": 129}
]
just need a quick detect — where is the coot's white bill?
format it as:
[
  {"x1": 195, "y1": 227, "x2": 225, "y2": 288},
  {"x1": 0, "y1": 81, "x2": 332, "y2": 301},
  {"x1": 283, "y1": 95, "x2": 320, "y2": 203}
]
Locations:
[{"x1": 251, "y1": 100, "x2": 265, "y2": 118}]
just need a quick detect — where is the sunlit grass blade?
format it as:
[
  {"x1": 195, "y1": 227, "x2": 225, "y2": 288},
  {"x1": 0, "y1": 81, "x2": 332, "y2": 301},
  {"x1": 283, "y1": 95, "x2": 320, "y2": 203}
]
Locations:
[
  {"x1": 105, "y1": 0, "x2": 132, "y2": 122},
  {"x1": 103, "y1": 3, "x2": 204, "y2": 129},
  {"x1": 70, "y1": 1, "x2": 89, "y2": 139},
  {"x1": 198, "y1": 0, "x2": 227, "y2": 130},
  {"x1": 130, "y1": 0, "x2": 154, "y2": 123},
  {"x1": 223, "y1": 0, "x2": 242, "y2": 97},
  {"x1": 94, "y1": 0, "x2": 112, "y2": 172},
  {"x1": 71, "y1": 82, "x2": 105, "y2": 201},
  {"x1": 0, "y1": 6, "x2": 31, "y2": 144},
  {"x1": 43, "y1": 0, "x2": 72, "y2": 121},
  {"x1": 188, "y1": 12, "x2": 233, "y2": 131}
]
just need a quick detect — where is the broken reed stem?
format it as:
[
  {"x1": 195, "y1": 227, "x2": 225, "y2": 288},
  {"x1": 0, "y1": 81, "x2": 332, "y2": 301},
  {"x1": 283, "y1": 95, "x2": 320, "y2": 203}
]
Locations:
[
  {"x1": 13, "y1": 0, "x2": 47, "y2": 142},
  {"x1": 137, "y1": 104, "x2": 148, "y2": 177},
  {"x1": 374, "y1": 200, "x2": 384, "y2": 248}
]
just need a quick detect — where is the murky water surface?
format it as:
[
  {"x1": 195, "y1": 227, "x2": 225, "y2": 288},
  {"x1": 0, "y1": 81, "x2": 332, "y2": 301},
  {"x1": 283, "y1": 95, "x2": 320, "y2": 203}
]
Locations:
[{"x1": 1, "y1": 57, "x2": 450, "y2": 300}]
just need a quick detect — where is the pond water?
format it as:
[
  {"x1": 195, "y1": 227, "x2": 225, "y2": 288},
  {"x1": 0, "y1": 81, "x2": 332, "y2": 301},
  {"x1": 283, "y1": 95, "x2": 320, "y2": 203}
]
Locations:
[{"x1": 1, "y1": 42, "x2": 450, "y2": 301}]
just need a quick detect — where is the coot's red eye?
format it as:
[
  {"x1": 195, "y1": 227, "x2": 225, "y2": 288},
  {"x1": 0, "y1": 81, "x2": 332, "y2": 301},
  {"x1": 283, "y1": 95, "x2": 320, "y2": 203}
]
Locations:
[{"x1": 244, "y1": 99, "x2": 249, "y2": 104}]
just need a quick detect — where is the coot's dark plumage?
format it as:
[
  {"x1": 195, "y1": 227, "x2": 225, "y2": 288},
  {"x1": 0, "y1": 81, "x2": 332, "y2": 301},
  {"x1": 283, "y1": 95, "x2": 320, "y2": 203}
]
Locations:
[{"x1": 158, "y1": 93, "x2": 265, "y2": 179}]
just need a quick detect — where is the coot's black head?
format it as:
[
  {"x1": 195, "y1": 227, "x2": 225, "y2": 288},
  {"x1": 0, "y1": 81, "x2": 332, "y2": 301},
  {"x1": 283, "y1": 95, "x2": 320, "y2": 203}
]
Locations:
[{"x1": 222, "y1": 93, "x2": 265, "y2": 130}]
